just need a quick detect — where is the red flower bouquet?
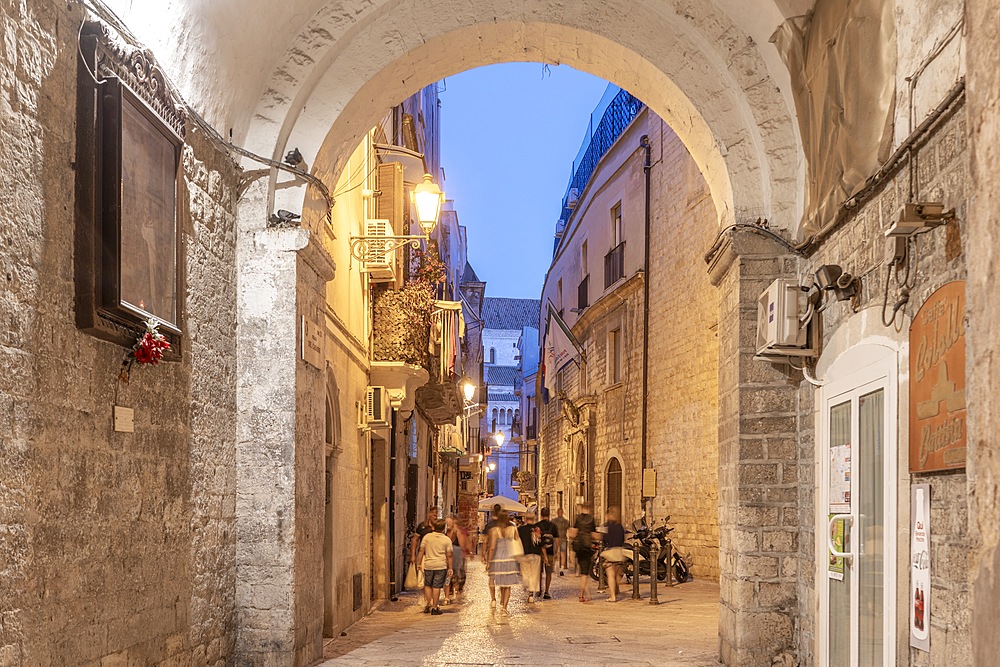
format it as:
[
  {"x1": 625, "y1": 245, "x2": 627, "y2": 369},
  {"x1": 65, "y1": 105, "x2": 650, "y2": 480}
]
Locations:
[{"x1": 120, "y1": 319, "x2": 171, "y2": 382}]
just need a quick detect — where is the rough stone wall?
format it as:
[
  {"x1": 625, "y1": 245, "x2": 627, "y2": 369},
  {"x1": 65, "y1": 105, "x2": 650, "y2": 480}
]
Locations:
[
  {"x1": 0, "y1": 3, "x2": 239, "y2": 665},
  {"x1": 644, "y1": 118, "x2": 720, "y2": 580},
  {"x1": 795, "y1": 101, "x2": 970, "y2": 667},
  {"x1": 967, "y1": 0, "x2": 1000, "y2": 662}
]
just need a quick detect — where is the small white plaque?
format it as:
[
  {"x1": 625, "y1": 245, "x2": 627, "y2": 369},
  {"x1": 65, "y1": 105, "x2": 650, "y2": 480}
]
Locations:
[
  {"x1": 642, "y1": 468, "x2": 657, "y2": 498},
  {"x1": 301, "y1": 316, "x2": 324, "y2": 369},
  {"x1": 113, "y1": 406, "x2": 134, "y2": 433}
]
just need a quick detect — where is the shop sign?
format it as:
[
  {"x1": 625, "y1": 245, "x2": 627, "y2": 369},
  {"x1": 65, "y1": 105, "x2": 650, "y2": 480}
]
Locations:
[
  {"x1": 301, "y1": 316, "x2": 324, "y2": 370},
  {"x1": 910, "y1": 484, "x2": 931, "y2": 651},
  {"x1": 909, "y1": 281, "x2": 966, "y2": 472}
]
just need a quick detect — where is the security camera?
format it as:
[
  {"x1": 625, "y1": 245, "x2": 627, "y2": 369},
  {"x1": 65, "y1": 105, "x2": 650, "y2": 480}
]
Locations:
[{"x1": 815, "y1": 265, "x2": 843, "y2": 291}]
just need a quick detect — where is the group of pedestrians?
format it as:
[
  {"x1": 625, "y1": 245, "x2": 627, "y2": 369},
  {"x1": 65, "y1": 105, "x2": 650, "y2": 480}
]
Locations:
[{"x1": 411, "y1": 502, "x2": 627, "y2": 617}]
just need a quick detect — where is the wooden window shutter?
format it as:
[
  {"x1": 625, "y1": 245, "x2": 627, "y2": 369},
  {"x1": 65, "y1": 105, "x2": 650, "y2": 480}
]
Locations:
[{"x1": 376, "y1": 162, "x2": 404, "y2": 235}]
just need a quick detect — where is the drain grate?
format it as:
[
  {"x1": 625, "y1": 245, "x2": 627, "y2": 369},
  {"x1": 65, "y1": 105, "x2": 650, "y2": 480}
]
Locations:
[{"x1": 565, "y1": 636, "x2": 621, "y2": 644}]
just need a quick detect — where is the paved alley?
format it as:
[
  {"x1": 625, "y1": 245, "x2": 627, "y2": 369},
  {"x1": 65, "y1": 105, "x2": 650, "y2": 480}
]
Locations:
[{"x1": 319, "y1": 559, "x2": 722, "y2": 666}]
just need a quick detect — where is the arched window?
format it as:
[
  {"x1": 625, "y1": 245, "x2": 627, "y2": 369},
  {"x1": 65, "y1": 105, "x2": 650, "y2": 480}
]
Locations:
[
  {"x1": 606, "y1": 458, "x2": 623, "y2": 516},
  {"x1": 507, "y1": 409, "x2": 513, "y2": 424},
  {"x1": 489, "y1": 347, "x2": 496, "y2": 364},
  {"x1": 491, "y1": 408, "x2": 498, "y2": 426}
]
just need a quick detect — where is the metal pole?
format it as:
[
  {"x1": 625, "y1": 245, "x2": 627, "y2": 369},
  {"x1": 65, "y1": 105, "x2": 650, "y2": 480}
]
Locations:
[
  {"x1": 631, "y1": 540, "x2": 641, "y2": 600},
  {"x1": 666, "y1": 538, "x2": 675, "y2": 587},
  {"x1": 649, "y1": 540, "x2": 659, "y2": 605},
  {"x1": 598, "y1": 551, "x2": 607, "y2": 592}
]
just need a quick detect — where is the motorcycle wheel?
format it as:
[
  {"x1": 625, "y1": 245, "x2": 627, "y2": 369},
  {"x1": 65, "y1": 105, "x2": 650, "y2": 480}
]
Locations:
[
  {"x1": 656, "y1": 562, "x2": 669, "y2": 581},
  {"x1": 589, "y1": 558, "x2": 601, "y2": 582},
  {"x1": 623, "y1": 561, "x2": 634, "y2": 583},
  {"x1": 674, "y1": 559, "x2": 690, "y2": 583}
]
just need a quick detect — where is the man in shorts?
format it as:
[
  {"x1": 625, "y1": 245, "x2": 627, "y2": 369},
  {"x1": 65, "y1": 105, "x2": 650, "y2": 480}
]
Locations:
[
  {"x1": 536, "y1": 507, "x2": 559, "y2": 599},
  {"x1": 553, "y1": 507, "x2": 570, "y2": 576},
  {"x1": 571, "y1": 502, "x2": 598, "y2": 602},
  {"x1": 416, "y1": 519, "x2": 454, "y2": 615}
]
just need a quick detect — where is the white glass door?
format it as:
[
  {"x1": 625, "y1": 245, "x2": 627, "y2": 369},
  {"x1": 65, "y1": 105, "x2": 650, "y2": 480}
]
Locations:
[{"x1": 819, "y1": 347, "x2": 896, "y2": 667}]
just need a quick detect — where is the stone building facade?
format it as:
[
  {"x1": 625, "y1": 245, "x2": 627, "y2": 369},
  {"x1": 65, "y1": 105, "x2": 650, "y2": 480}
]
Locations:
[
  {"x1": 538, "y1": 97, "x2": 720, "y2": 580},
  {"x1": 3, "y1": 1, "x2": 1000, "y2": 667}
]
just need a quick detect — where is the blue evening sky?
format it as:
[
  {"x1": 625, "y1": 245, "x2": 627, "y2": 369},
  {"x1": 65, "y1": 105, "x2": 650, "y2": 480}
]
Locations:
[{"x1": 439, "y1": 63, "x2": 609, "y2": 299}]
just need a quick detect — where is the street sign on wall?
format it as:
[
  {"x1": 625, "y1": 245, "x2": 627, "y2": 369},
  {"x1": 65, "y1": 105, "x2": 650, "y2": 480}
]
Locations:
[{"x1": 909, "y1": 281, "x2": 966, "y2": 473}]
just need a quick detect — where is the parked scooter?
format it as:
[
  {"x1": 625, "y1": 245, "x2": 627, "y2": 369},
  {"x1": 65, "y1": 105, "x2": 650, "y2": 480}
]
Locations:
[{"x1": 612, "y1": 516, "x2": 690, "y2": 584}]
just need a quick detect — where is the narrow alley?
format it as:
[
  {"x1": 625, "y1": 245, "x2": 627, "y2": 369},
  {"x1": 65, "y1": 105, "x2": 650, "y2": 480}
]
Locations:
[{"x1": 320, "y1": 559, "x2": 721, "y2": 666}]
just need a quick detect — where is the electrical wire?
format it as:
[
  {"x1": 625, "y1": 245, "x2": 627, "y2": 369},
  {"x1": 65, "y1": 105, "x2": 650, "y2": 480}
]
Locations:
[{"x1": 704, "y1": 223, "x2": 801, "y2": 264}]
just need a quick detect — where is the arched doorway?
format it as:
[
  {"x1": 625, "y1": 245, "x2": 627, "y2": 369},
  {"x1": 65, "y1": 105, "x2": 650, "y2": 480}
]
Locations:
[{"x1": 605, "y1": 457, "x2": 622, "y2": 517}]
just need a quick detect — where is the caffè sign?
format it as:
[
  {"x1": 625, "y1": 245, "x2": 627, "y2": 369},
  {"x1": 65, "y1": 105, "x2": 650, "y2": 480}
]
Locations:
[{"x1": 909, "y1": 281, "x2": 966, "y2": 472}]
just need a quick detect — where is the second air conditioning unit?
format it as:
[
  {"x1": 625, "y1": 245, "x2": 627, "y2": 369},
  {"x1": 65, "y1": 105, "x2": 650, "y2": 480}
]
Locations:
[
  {"x1": 365, "y1": 386, "x2": 391, "y2": 427},
  {"x1": 755, "y1": 278, "x2": 815, "y2": 359},
  {"x1": 361, "y1": 219, "x2": 397, "y2": 283}
]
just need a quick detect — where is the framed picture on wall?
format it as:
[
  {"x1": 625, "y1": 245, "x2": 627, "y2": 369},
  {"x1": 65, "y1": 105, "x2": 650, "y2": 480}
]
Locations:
[{"x1": 76, "y1": 22, "x2": 185, "y2": 346}]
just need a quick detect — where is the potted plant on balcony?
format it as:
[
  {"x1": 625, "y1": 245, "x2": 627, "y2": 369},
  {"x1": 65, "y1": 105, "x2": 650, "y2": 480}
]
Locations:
[{"x1": 372, "y1": 247, "x2": 446, "y2": 368}]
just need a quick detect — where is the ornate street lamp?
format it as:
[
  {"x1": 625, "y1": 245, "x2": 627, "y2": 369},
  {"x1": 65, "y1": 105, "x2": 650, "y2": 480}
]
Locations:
[
  {"x1": 462, "y1": 380, "x2": 476, "y2": 403},
  {"x1": 349, "y1": 173, "x2": 444, "y2": 262},
  {"x1": 493, "y1": 430, "x2": 506, "y2": 448}
]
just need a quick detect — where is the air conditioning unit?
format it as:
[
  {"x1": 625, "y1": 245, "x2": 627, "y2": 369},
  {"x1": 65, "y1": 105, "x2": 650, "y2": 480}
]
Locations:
[
  {"x1": 361, "y1": 219, "x2": 397, "y2": 283},
  {"x1": 755, "y1": 279, "x2": 815, "y2": 359},
  {"x1": 365, "y1": 386, "x2": 391, "y2": 427},
  {"x1": 566, "y1": 188, "x2": 580, "y2": 208}
]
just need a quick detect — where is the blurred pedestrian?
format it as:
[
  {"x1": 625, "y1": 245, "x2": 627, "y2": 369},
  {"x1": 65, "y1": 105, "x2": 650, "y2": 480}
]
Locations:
[
  {"x1": 410, "y1": 506, "x2": 438, "y2": 608},
  {"x1": 517, "y1": 512, "x2": 543, "y2": 603},
  {"x1": 567, "y1": 502, "x2": 598, "y2": 603},
  {"x1": 484, "y1": 509, "x2": 520, "y2": 616},
  {"x1": 553, "y1": 507, "x2": 570, "y2": 576},
  {"x1": 444, "y1": 515, "x2": 469, "y2": 603},
  {"x1": 601, "y1": 506, "x2": 626, "y2": 602},
  {"x1": 416, "y1": 519, "x2": 453, "y2": 615},
  {"x1": 536, "y1": 507, "x2": 559, "y2": 599},
  {"x1": 483, "y1": 504, "x2": 501, "y2": 607}
]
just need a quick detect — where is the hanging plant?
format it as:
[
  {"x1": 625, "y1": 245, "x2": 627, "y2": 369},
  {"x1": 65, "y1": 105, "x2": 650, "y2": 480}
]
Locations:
[
  {"x1": 120, "y1": 318, "x2": 172, "y2": 383},
  {"x1": 372, "y1": 247, "x2": 446, "y2": 367}
]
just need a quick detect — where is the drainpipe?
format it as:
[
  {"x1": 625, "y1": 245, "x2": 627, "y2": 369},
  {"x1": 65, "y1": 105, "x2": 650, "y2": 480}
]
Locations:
[
  {"x1": 388, "y1": 410, "x2": 398, "y2": 600},
  {"x1": 640, "y1": 135, "x2": 652, "y2": 517}
]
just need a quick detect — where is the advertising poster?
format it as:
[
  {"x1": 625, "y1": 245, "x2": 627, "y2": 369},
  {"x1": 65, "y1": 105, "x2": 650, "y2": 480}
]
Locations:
[
  {"x1": 910, "y1": 484, "x2": 931, "y2": 651},
  {"x1": 828, "y1": 515, "x2": 845, "y2": 580},
  {"x1": 829, "y1": 443, "x2": 852, "y2": 513}
]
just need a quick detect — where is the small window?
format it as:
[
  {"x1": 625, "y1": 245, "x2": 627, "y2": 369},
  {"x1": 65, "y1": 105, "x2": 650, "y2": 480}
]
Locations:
[
  {"x1": 581, "y1": 241, "x2": 589, "y2": 280},
  {"x1": 608, "y1": 327, "x2": 622, "y2": 384},
  {"x1": 557, "y1": 278, "x2": 563, "y2": 312},
  {"x1": 611, "y1": 202, "x2": 623, "y2": 245},
  {"x1": 489, "y1": 347, "x2": 496, "y2": 364}
]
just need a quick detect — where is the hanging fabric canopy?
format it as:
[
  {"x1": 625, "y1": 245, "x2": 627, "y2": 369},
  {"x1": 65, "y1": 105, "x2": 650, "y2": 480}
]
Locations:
[{"x1": 477, "y1": 495, "x2": 528, "y2": 513}]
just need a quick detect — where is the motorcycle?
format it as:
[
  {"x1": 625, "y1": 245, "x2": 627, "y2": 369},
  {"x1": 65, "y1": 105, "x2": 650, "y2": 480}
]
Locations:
[{"x1": 594, "y1": 516, "x2": 690, "y2": 584}]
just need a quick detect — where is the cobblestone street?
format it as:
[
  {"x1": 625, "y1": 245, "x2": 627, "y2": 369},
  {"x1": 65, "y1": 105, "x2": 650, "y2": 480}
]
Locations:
[{"x1": 320, "y1": 558, "x2": 722, "y2": 666}]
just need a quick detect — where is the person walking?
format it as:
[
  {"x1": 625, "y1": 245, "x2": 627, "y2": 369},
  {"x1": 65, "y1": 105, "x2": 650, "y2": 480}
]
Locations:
[
  {"x1": 517, "y1": 512, "x2": 543, "y2": 603},
  {"x1": 444, "y1": 515, "x2": 469, "y2": 604},
  {"x1": 601, "y1": 507, "x2": 626, "y2": 602},
  {"x1": 482, "y1": 504, "x2": 501, "y2": 608},
  {"x1": 536, "y1": 508, "x2": 559, "y2": 599},
  {"x1": 410, "y1": 506, "x2": 438, "y2": 608},
  {"x1": 416, "y1": 519, "x2": 454, "y2": 615},
  {"x1": 484, "y1": 509, "x2": 520, "y2": 616},
  {"x1": 553, "y1": 507, "x2": 570, "y2": 576},
  {"x1": 568, "y1": 502, "x2": 598, "y2": 603}
]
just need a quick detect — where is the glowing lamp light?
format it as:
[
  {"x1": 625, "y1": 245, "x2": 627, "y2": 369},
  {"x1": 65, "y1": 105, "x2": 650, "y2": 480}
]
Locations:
[
  {"x1": 493, "y1": 431, "x2": 506, "y2": 448},
  {"x1": 488, "y1": 462, "x2": 497, "y2": 472},
  {"x1": 412, "y1": 173, "x2": 444, "y2": 235},
  {"x1": 462, "y1": 381, "x2": 476, "y2": 402}
]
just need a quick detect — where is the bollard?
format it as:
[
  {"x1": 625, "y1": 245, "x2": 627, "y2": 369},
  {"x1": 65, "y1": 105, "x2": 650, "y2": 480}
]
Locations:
[
  {"x1": 649, "y1": 540, "x2": 659, "y2": 605},
  {"x1": 631, "y1": 540, "x2": 641, "y2": 600},
  {"x1": 666, "y1": 538, "x2": 675, "y2": 587},
  {"x1": 597, "y1": 551, "x2": 607, "y2": 592}
]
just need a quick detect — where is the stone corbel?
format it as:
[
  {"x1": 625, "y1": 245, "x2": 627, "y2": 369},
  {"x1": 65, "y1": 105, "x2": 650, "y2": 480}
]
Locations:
[
  {"x1": 370, "y1": 361, "x2": 430, "y2": 421},
  {"x1": 706, "y1": 226, "x2": 792, "y2": 286}
]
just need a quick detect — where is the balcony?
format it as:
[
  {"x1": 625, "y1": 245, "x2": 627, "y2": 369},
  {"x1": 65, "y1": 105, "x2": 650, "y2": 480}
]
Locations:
[
  {"x1": 604, "y1": 242, "x2": 625, "y2": 289},
  {"x1": 577, "y1": 274, "x2": 590, "y2": 310}
]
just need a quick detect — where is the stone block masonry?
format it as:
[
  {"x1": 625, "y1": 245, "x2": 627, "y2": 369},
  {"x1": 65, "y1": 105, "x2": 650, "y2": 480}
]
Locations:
[{"x1": 0, "y1": 2, "x2": 239, "y2": 665}]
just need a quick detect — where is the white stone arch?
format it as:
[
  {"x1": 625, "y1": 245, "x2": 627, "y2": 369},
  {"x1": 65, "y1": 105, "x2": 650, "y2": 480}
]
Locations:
[{"x1": 240, "y1": 0, "x2": 804, "y2": 236}]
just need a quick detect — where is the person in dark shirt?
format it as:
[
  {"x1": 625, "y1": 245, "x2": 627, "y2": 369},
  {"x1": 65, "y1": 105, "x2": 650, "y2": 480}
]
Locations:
[
  {"x1": 601, "y1": 507, "x2": 626, "y2": 602},
  {"x1": 517, "y1": 513, "x2": 543, "y2": 602},
  {"x1": 535, "y1": 508, "x2": 559, "y2": 599},
  {"x1": 570, "y1": 502, "x2": 598, "y2": 602}
]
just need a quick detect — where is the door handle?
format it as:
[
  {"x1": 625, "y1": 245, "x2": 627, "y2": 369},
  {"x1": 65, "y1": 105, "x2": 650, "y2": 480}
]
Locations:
[{"x1": 828, "y1": 513, "x2": 854, "y2": 565}]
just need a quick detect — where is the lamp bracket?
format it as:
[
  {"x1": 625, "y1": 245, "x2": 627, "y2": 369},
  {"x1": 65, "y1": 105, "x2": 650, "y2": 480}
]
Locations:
[{"x1": 349, "y1": 234, "x2": 427, "y2": 262}]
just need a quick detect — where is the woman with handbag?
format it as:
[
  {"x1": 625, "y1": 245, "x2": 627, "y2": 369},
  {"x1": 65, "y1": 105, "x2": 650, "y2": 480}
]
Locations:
[{"x1": 484, "y1": 509, "x2": 521, "y2": 616}]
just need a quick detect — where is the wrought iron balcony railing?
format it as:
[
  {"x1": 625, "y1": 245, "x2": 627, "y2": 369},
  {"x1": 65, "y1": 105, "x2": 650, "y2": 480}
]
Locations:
[{"x1": 604, "y1": 242, "x2": 625, "y2": 288}]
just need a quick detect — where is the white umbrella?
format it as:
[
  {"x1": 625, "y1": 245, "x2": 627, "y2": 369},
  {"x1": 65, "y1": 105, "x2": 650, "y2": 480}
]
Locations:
[{"x1": 478, "y1": 495, "x2": 528, "y2": 513}]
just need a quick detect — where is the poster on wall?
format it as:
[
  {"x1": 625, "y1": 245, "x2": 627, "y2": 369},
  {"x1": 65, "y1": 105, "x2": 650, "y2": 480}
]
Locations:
[
  {"x1": 910, "y1": 484, "x2": 931, "y2": 651},
  {"x1": 829, "y1": 443, "x2": 851, "y2": 513},
  {"x1": 909, "y1": 281, "x2": 966, "y2": 473},
  {"x1": 828, "y1": 515, "x2": 845, "y2": 580}
]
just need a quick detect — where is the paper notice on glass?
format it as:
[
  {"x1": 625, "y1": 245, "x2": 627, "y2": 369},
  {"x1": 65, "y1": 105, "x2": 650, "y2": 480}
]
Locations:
[
  {"x1": 827, "y1": 515, "x2": 845, "y2": 580},
  {"x1": 829, "y1": 443, "x2": 852, "y2": 513},
  {"x1": 910, "y1": 484, "x2": 931, "y2": 651}
]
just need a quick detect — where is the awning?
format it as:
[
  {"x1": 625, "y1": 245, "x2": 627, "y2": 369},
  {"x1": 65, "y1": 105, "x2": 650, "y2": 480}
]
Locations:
[{"x1": 374, "y1": 143, "x2": 427, "y2": 185}]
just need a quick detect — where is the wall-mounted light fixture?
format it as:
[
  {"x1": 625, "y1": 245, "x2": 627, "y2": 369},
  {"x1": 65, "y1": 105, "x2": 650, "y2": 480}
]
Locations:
[{"x1": 349, "y1": 172, "x2": 444, "y2": 262}]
